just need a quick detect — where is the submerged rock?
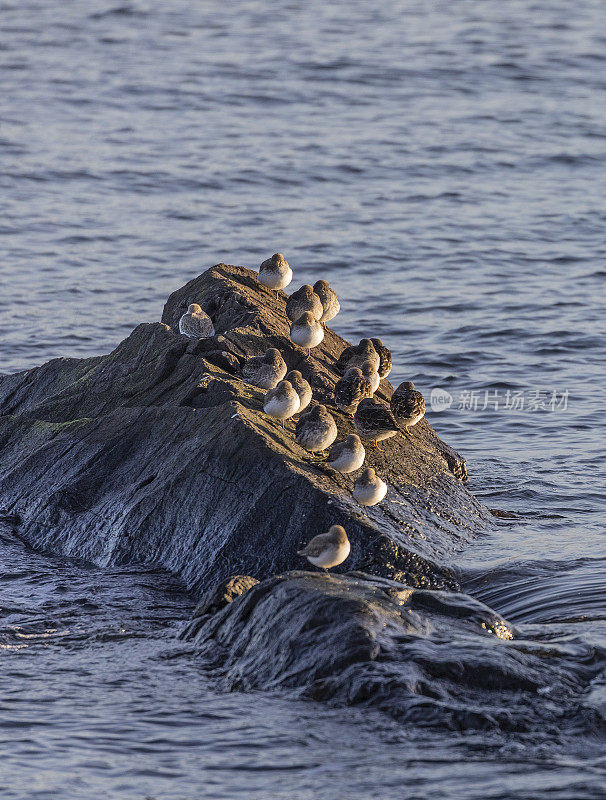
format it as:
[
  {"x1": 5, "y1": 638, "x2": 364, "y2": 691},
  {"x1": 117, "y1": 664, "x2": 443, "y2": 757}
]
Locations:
[
  {"x1": 182, "y1": 571, "x2": 605, "y2": 734},
  {"x1": 0, "y1": 262, "x2": 485, "y2": 592}
]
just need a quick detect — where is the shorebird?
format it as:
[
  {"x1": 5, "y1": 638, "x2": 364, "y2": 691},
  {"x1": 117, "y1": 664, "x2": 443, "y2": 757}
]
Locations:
[
  {"x1": 295, "y1": 404, "x2": 337, "y2": 456},
  {"x1": 178, "y1": 304, "x2": 214, "y2": 338},
  {"x1": 370, "y1": 338, "x2": 392, "y2": 379},
  {"x1": 290, "y1": 311, "x2": 324, "y2": 357},
  {"x1": 390, "y1": 381, "x2": 426, "y2": 435},
  {"x1": 285, "y1": 369, "x2": 312, "y2": 414},
  {"x1": 354, "y1": 397, "x2": 399, "y2": 450},
  {"x1": 334, "y1": 367, "x2": 373, "y2": 416},
  {"x1": 336, "y1": 338, "x2": 380, "y2": 374},
  {"x1": 297, "y1": 525, "x2": 350, "y2": 571},
  {"x1": 263, "y1": 380, "x2": 300, "y2": 426},
  {"x1": 258, "y1": 253, "x2": 293, "y2": 296},
  {"x1": 242, "y1": 348, "x2": 287, "y2": 390},
  {"x1": 359, "y1": 360, "x2": 380, "y2": 394},
  {"x1": 286, "y1": 285, "x2": 323, "y2": 323},
  {"x1": 353, "y1": 468, "x2": 387, "y2": 508},
  {"x1": 313, "y1": 279, "x2": 340, "y2": 326},
  {"x1": 325, "y1": 434, "x2": 365, "y2": 473}
]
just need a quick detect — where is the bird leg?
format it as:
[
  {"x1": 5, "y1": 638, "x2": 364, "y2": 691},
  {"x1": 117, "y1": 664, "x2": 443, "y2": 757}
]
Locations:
[{"x1": 369, "y1": 440, "x2": 385, "y2": 452}]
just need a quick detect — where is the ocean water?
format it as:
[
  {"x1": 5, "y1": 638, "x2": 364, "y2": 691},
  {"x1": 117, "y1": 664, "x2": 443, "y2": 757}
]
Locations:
[{"x1": 1, "y1": 1, "x2": 605, "y2": 797}]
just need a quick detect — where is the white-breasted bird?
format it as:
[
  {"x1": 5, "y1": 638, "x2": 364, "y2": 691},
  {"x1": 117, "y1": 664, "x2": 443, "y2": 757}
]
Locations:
[
  {"x1": 325, "y1": 434, "x2": 365, "y2": 473},
  {"x1": 285, "y1": 370, "x2": 313, "y2": 414},
  {"x1": 353, "y1": 468, "x2": 387, "y2": 508},
  {"x1": 290, "y1": 311, "x2": 324, "y2": 357},
  {"x1": 263, "y1": 380, "x2": 300, "y2": 426},
  {"x1": 297, "y1": 525, "x2": 350, "y2": 571},
  {"x1": 258, "y1": 253, "x2": 293, "y2": 296}
]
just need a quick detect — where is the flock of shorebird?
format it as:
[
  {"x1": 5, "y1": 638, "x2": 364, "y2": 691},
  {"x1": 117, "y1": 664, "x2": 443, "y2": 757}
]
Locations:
[{"x1": 178, "y1": 253, "x2": 426, "y2": 573}]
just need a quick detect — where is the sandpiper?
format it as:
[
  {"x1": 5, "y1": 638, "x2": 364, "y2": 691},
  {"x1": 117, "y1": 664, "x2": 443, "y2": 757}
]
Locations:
[
  {"x1": 295, "y1": 404, "x2": 337, "y2": 455},
  {"x1": 334, "y1": 367, "x2": 373, "y2": 416},
  {"x1": 285, "y1": 369, "x2": 312, "y2": 413},
  {"x1": 263, "y1": 379, "x2": 300, "y2": 426},
  {"x1": 313, "y1": 280, "x2": 340, "y2": 326},
  {"x1": 290, "y1": 311, "x2": 324, "y2": 357},
  {"x1": 359, "y1": 360, "x2": 380, "y2": 394},
  {"x1": 354, "y1": 397, "x2": 399, "y2": 450},
  {"x1": 297, "y1": 525, "x2": 350, "y2": 570},
  {"x1": 286, "y1": 285, "x2": 323, "y2": 322},
  {"x1": 353, "y1": 468, "x2": 387, "y2": 508},
  {"x1": 390, "y1": 381, "x2": 426, "y2": 435},
  {"x1": 242, "y1": 348, "x2": 287, "y2": 390},
  {"x1": 336, "y1": 338, "x2": 380, "y2": 374},
  {"x1": 178, "y1": 304, "x2": 215, "y2": 338},
  {"x1": 258, "y1": 253, "x2": 293, "y2": 296},
  {"x1": 370, "y1": 338, "x2": 392, "y2": 379},
  {"x1": 325, "y1": 434, "x2": 365, "y2": 473}
]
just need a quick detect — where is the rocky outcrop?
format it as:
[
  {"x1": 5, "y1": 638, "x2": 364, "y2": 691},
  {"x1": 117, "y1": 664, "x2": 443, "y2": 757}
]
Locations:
[
  {"x1": 181, "y1": 570, "x2": 604, "y2": 734},
  {"x1": 2, "y1": 262, "x2": 603, "y2": 737},
  {"x1": 0, "y1": 263, "x2": 487, "y2": 592}
]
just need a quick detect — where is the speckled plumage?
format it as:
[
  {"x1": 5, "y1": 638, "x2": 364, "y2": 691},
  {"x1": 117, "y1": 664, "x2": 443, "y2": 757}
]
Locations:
[
  {"x1": 354, "y1": 397, "x2": 399, "y2": 446},
  {"x1": 336, "y1": 338, "x2": 380, "y2": 374},
  {"x1": 258, "y1": 253, "x2": 293, "y2": 292},
  {"x1": 370, "y1": 338, "x2": 392, "y2": 378},
  {"x1": 390, "y1": 381, "x2": 426, "y2": 431},
  {"x1": 285, "y1": 370, "x2": 312, "y2": 413},
  {"x1": 359, "y1": 360, "x2": 380, "y2": 394},
  {"x1": 263, "y1": 379, "x2": 300, "y2": 421},
  {"x1": 242, "y1": 348, "x2": 287, "y2": 390},
  {"x1": 313, "y1": 280, "x2": 340, "y2": 325},
  {"x1": 178, "y1": 304, "x2": 215, "y2": 338},
  {"x1": 295, "y1": 404, "x2": 338, "y2": 452},
  {"x1": 286, "y1": 285, "x2": 323, "y2": 322},
  {"x1": 334, "y1": 367, "x2": 373, "y2": 415}
]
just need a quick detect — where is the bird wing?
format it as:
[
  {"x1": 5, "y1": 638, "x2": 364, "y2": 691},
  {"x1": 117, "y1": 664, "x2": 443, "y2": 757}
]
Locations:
[
  {"x1": 298, "y1": 532, "x2": 333, "y2": 557},
  {"x1": 334, "y1": 376, "x2": 354, "y2": 405},
  {"x1": 181, "y1": 313, "x2": 213, "y2": 338},
  {"x1": 370, "y1": 403, "x2": 400, "y2": 431},
  {"x1": 335, "y1": 345, "x2": 356, "y2": 372},
  {"x1": 327, "y1": 440, "x2": 345, "y2": 461}
]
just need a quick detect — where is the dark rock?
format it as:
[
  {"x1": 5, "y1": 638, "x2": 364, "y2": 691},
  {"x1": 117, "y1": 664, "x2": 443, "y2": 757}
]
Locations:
[
  {"x1": 0, "y1": 262, "x2": 487, "y2": 593},
  {"x1": 191, "y1": 575, "x2": 260, "y2": 620},
  {"x1": 182, "y1": 570, "x2": 605, "y2": 734}
]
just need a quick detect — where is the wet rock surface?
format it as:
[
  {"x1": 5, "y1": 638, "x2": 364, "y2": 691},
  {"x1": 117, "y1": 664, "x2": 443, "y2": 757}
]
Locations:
[
  {"x1": 0, "y1": 263, "x2": 484, "y2": 592},
  {"x1": 181, "y1": 570, "x2": 604, "y2": 734},
  {"x1": 0, "y1": 262, "x2": 603, "y2": 739}
]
